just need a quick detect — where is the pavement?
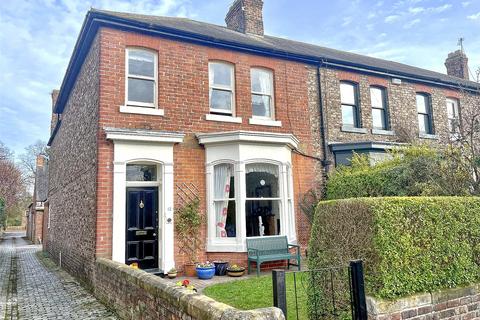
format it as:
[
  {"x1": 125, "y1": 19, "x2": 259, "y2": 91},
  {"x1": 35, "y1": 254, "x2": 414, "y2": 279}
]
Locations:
[{"x1": 0, "y1": 231, "x2": 117, "y2": 320}]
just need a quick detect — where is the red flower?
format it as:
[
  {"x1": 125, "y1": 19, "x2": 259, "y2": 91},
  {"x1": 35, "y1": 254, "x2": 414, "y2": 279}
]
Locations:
[{"x1": 182, "y1": 279, "x2": 190, "y2": 287}]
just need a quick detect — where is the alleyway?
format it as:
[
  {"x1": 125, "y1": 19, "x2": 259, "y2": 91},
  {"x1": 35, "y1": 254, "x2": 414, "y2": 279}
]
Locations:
[{"x1": 0, "y1": 231, "x2": 117, "y2": 320}]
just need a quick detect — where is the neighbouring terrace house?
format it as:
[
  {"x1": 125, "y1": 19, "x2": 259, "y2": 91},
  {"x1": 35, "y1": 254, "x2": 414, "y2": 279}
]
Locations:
[
  {"x1": 26, "y1": 154, "x2": 49, "y2": 245},
  {"x1": 46, "y1": 0, "x2": 480, "y2": 283}
]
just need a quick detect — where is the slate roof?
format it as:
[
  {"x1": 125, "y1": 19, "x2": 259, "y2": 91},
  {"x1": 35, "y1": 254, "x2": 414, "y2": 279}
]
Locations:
[{"x1": 92, "y1": 8, "x2": 479, "y2": 90}]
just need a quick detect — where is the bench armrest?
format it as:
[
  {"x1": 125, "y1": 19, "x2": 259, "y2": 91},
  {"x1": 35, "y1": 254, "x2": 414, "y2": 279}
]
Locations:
[
  {"x1": 247, "y1": 248, "x2": 259, "y2": 258},
  {"x1": 288, "y1": 243, "x2": 300, "y2": 249}
]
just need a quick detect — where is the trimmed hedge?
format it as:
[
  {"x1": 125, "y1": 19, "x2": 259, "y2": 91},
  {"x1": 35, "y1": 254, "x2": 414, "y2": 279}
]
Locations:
[{"x1": 308, "y1": 197, "x2": 480, "y2": 299}]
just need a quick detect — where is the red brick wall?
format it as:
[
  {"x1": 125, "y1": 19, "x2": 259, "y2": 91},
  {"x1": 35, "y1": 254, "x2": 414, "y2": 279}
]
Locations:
[{"x1": 95, "y1": 27, "x2": 321, "y2": 269}]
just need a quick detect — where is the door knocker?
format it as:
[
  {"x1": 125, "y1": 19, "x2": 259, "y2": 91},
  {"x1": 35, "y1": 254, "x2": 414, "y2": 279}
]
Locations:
[{"x1": 139, "y1": 200, "x2": 145, "y2": 209}]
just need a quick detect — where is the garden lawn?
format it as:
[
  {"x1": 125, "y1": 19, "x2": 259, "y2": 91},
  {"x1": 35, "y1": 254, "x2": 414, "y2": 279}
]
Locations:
[{"x1": 203, "y1": 273, "x2": 308, "y2": 319}]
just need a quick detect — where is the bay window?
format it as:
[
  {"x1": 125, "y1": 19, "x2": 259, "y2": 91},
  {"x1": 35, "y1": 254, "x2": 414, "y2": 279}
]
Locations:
[
  {"x1": 126, "y1": 48, "x2": 157, "y2": 107},
  {"x1": 213, "y1": 163, "x2": 236, "y2": 238},
  {"x1": 209, "y1": 62, "x2": 235, "y2": 115}
]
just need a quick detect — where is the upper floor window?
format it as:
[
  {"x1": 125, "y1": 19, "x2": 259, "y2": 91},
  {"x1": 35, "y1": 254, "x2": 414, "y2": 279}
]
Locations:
[
  {"x1": 416, "y1": 93, "x2": 433, "y2": 135},
  {"x1": 370, "y1": 87, "x2": 389, "y2": 130},
  {"x1": 340, "y1": 82, "x2": 360, "y2": 127},
  {"x1": 209, "y1": 62, "x2": 235, "y2": 115},
  {"x1": 126, "y1": 48, "x2": 157, "y2": 107},
  {"x1": 251, "y1": 68, "x2": 274, "y2": 119},
  {"x1": 446, "y1": 98, "x2": 460, "y2": 137}
]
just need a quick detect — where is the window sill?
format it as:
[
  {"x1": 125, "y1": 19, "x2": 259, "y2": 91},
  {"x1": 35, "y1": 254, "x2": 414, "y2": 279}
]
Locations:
[
  {"x1": 207, "y1": 240, "x2": 245, "y2": 252},
  {"x1": 419, "y1": 133, "x2": 438, "y2": 140},
  {"x1": 341, "y1": 126, "x2": 368, "y2": 134},
  {"x1": 120, "y1": 105, "x2": 164, "y2": 116},
  {"x1": 249, "y1": 118, "x2": 282, "y2": 127},
  {"x1": 205, "y1": 114, "x2": 242, "y2": 123},
  {"x1": 372, "y1": 129, "x2": 395, "y2": 136}
]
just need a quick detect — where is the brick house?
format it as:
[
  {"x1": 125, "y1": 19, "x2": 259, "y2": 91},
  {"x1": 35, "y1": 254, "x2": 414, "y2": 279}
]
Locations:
[
  {"x1": 26, "y1": 155, "x2": 49, "y2": 245},
  {"x1": 46, "y1": 0, "x2": 479, "y2": 283}
]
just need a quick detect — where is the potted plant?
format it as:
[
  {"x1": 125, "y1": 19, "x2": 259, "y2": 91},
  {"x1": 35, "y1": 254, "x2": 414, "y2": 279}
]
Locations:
[
  {"x1": 175, "y1": 199, "x2": 203, "y2": 277},
  {"x1": 213, "y1": 261, "x2": 229, "y2": 276},
  {"x1": 196, "y1": 261, "x2": 215, "y2": 280},
  {"x1": 167, "y1": 267, "x2": 177, "y2": 279},
  {"x1": 227, "y1": 264, "x2": 245, "y2": 277}
]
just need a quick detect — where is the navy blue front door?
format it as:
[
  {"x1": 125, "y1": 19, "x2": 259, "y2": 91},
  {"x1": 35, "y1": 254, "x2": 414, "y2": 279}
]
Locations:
[{"x1": 126, "y1": 187, "x2": 158, "y2": 269}]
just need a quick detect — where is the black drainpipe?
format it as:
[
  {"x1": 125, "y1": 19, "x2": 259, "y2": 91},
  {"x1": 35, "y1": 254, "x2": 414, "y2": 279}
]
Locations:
[{"x1": 316, "y1": 62, "x2": 331, "y2": 172}]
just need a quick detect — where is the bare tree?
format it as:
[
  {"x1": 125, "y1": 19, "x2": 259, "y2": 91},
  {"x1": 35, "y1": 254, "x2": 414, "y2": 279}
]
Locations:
[{"x1": 0, "y1": 142, "x2": 25, "y2": 226}]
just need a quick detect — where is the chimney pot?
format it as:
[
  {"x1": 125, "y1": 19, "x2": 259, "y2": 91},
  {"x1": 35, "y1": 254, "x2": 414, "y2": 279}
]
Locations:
[
  {"x1": 445, "y1": 50, "x2": 469, "y2": 80},
  {"x1": 225, "y1": 0, "x2": 264, "y2": 36}
]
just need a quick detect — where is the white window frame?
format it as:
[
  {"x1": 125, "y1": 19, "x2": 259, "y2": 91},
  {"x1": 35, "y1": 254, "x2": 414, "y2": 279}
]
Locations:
[
  {"x1": 125, "y1": 48, "x2": 158, "y2": 108},
  {"x1": 209, "y1": 61, "x2": 235, "y2": 115},
  {"x1": 446, "y1": 98, "x2": 460, "y2": 138},
  {"x1": 251, "y1": 68, "x2": 275, "y2": 120}
]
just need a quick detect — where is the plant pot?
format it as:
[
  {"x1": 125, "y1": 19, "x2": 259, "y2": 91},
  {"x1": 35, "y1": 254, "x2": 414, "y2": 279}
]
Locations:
[
  {"x1": 196, "y1": 266, "x2": 215, "y2": 280},
  {"x1": 227, "y1": 268, "x2": 245, "y2": 277},
  {"x1": 184, "y1": 263, "x2": 197, "y2": 277},
  {"x1": 167, "y1": 272, "x2": 177, "y2": 279},
  {"x1": 214, "y1": 261, "x2": 229, "y2": 276}
]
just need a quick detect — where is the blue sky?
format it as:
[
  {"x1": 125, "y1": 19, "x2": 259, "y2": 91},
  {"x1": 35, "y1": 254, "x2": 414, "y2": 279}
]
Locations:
[{"x1": 1, "y1": 0, "x2": 479, "y2": 157}]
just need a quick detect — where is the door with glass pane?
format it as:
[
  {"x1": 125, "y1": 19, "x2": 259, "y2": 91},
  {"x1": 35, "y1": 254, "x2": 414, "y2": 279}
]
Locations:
[{"x1": 126, "y1": 187, "x2": 159, "y2": 270}]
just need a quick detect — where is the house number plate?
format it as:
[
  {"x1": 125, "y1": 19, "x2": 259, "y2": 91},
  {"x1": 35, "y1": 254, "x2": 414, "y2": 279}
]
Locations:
[{"x1": 136, "y1": 230, "x2": 148, "y2": 236}]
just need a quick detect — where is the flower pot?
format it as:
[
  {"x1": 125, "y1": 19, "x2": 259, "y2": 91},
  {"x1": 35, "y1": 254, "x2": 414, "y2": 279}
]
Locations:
[
  {"x1": 196, "y1": 266, "x2": 215, "y2": 280},
  {"x1": 214, "y1": 261, "x2": 229, "y2": 276},
  {"x1": 167, "y1": 272, "x2": 177, "y2": 279},
  {"x1": 227, "y1": 268, "x2": 245, "y2": 277},
  {"x1": 184, "y1": 263, "x2": 197, "y2": 277}
]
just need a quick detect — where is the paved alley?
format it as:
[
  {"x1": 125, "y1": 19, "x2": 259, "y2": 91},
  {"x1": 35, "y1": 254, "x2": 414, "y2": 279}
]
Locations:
[{"x1": 0, "y1": 231, "x2": 117, "y2": 320}]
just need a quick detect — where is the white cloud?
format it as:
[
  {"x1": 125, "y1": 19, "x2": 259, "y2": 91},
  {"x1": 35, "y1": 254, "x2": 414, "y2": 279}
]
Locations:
[
  {"x1": 385, "y1": 15, "x2": 401, "y2": 23},
  {"x1": 462, "y1": 2, "x2": 471, "y2": 8},
  {"x1": 431, "y1": 4, "x2": 452, "y2": 13},
  {"x1": 467, "y1": 12, "x2": 480, "y2": 20},
  {"x1": 404, "y1": 18, "x2": 421, "y2": 29},
  {"x1": 409, "y1": 7, "x2": 425, "y2": 14},
  {"x1": 341, "y1": 17, "x2": 352, "y2": 27}
]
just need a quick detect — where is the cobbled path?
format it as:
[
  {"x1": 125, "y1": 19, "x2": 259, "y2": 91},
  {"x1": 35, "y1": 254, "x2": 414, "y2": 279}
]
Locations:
[{"x1": 0, "y1": 231, "x2": 117, "y2": 320}]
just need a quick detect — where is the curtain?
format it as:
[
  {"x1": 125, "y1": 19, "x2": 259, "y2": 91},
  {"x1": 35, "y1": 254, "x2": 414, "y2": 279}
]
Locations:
[
  {"x1": 245, "y1": 163, "x2": 279, "y2": 178},
  {"x1": 214, "y1": 164, "x2": 232, "y2": 238},
  {"x1": 257, "y1": 70, "x2": 272, "y2": 117}
]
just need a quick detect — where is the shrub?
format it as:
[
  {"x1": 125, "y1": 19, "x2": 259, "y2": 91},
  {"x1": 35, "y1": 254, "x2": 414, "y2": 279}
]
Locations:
[
  {"x1": 308, "y1": 197, "x2": 480, "y2": 299},
  {"x1": 326, "y1": 145, "x2": 472, "y2": 199}
]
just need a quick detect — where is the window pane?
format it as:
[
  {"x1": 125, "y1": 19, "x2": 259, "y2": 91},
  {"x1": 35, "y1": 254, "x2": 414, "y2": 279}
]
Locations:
[
  {"x1": 210, "y1": 89, "x2": 232, "y2": 112},
  {"x1": 251, "y1": 69, "x2": 272, "y2": 94},
  {"x1": 214, "y1": 164, "x2": 234, "y2": 199},
  {"x1": 446, "y1": 99, "x2": 458, "y2": 119},
  {"x1": 128, "y1": 78, "x2": 154, "y2": 104},
  {"x1": 128, "y1": 50, "x2": 155, "y2": 77},
  {"x1": 342, "y1": 105, "x2": 356, "y2": 126},
  {"x1": 372, "y1": 108, "x2": 386, "y2": 129},
  {"x1": 126, "y1": 164, "x2": 157, "y2": 181},
  {"x1": 416, "y1": 94, "x2": 428, "y2": 113},
  {"x1": 214, "y1": 200, "x2": 236, "y2": 238},
  {"x1": 209, "y1": 63, "x2": 232, "y2": 87},
  {"x1": 245, "y1": 163, "x2": 279, "y2": 198},
  {"x1": 340, "y1": 83, "x2": 356, "y2": 105},
  {"x1": 245, "y1": 200, "x2": 280, "y2": 237},
  {"x1": 370, "y1": 87, "x2": 384, "y2": 108},
  {"x1": 252, "y1": 94, "x2": 271, "y2": 117},
  {"x1": 418, "y1": 114, "x2": 430, "y2": 134}
]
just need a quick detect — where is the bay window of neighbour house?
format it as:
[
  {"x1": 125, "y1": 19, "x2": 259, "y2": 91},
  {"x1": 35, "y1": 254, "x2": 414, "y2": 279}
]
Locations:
[
  {"x1": 251, "y1": 68, "x2": 274, "y2": 119},
  {"x1": 446, "y1": 98, "x2": 460, "y2": 137},
  {"x1": 340, "y1": 82, "x2": 360, "y2": 127},
  {"x1": 126, "y1": 48, "x2": 157, "y2": 107},
  {"x1": 416, "y1": 93, "x2": 434, "y2": 134},
  {"x1": 370, "y1": 86, "x2": 389, "y2": 130},
  {"x1": 209, "y1": 62, "x2": 235, "y2": 115}
]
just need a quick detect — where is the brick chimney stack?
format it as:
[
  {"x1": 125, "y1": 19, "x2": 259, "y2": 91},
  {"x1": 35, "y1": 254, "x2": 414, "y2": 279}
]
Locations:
[
  {"x1": 225, "y1": 0, "x2": 264, "y2": 36},
  {"x1": 445, "y1": 50, "x2": 470, "y2": 80},
  {"x1": 50, "y1": 90, "x2": 60, "y2": 135}
]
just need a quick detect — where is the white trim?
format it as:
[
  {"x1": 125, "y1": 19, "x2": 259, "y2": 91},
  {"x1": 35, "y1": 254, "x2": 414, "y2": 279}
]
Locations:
[
  {"x1": 197, "y1": 131, "x2": 299, "y2": 150},
  {"x1": 248, "y1": 118, "x2": 282, "y2": 127},
  {"x1": 205, "y1": 114, "x2": 242, "y2": 123},
  {"x1": 125, "y1": 48, "x2": 158, "y2": 108},
  {"x1": 120, "y1": 105, "x2": 165, "y2": 116},
  {"x1": 105, "y1": 127, "x2": 184, "y2": 144}
]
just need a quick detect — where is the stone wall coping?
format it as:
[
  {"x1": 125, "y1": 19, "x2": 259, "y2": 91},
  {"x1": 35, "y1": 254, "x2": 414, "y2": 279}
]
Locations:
[
  {"x1": 366, "y1": 283, "x2": 479, "y2": 316},
  {"x1": 96, "y1": 258, "x2": 285, "y2": 320}
]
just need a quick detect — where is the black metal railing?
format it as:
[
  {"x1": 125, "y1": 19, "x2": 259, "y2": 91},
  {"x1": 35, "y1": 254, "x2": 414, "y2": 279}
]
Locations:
[{"x1": 272, "y1": 260, "x2": 367, "y2": 320}]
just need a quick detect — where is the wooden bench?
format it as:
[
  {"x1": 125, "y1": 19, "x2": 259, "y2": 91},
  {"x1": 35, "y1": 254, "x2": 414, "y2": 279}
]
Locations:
[{"x1": 246, "y1": 236, "x2": 301, "y2": 276}]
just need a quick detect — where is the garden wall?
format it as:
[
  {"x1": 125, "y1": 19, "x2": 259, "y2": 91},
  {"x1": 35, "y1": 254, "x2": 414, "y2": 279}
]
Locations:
[
  {"x1": 94, "y1": 258, "x2": 284, "y2": 320},
  {"x1": 367, "y1": 284, "x2": 480, "y2": 320}
]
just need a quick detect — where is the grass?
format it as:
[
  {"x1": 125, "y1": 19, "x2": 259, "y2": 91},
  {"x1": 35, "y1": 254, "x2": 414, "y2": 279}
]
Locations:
[{"x1": 203, "y1": 273, "x2": 309, "y2": 320}]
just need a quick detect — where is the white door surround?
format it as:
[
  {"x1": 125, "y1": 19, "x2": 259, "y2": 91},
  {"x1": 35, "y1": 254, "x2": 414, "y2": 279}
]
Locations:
[{"x1": 105, "y1": 127, "x2": 184, "y2": 272}]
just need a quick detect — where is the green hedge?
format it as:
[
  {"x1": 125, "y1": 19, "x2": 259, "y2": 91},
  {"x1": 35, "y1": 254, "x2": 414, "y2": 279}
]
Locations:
[{"x1": 308, "y1": 197, "x2": 480, "y2": 299}]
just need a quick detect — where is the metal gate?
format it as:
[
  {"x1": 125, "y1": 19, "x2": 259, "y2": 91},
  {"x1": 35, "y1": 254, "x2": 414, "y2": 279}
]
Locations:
[{"x1": 272, "y1": 260, "x2": 367, "y2": 320}]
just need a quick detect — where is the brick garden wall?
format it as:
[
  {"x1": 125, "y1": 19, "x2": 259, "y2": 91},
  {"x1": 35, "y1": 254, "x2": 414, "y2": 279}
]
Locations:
[
  {"x1": 367, "y1": 285, "x2": 480, "y2": 320},
  {"x1": 46, "y1": 33, "x2": 100, "y2": 284},
  {"x1": 94, "y1": 258, "x2": 284, "y2": 320}
]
